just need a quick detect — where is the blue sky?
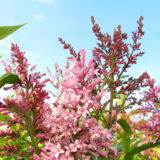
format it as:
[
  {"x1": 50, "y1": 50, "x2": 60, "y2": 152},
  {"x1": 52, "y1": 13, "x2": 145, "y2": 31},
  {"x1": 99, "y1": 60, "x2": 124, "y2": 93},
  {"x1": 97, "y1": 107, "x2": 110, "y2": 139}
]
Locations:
[{"x1": 0, "y1": 0, "x2": 160, "y2": 86}]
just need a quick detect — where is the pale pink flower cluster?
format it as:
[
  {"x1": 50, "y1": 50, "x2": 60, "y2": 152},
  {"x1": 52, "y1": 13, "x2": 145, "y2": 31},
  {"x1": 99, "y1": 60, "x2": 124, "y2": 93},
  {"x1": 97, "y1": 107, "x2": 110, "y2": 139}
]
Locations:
[{"x1": 34, "y1": 49, "x2": 117, "y2": 159}]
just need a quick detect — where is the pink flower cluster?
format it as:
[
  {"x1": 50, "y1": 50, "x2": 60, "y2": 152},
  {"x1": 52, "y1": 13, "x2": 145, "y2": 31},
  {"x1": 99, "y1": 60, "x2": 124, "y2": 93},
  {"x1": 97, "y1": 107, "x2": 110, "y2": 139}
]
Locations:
[
  {"x1": 136, "y1": 77, "x2": 160, "y2": 141},
  {"x1": 59, "y1": 16, "x2": 149, "y2": 129},
  {"x1": 34, "y1": 49, "x2": 118, "y2": 159},
  {"x1": 0, "y1": 44, "x2": 50, "y2": 156}
]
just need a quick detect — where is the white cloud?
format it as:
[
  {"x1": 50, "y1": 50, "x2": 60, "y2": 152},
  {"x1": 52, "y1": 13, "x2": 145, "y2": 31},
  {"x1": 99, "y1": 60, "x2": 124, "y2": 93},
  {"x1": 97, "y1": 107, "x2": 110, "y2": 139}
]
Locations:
[
  {"x1": 39, "y1": 0, "x2": 54, "y2": 3},
  {"x1": 8, "y1": 19, "x2": 15, "y2": 25},
  {"x1": 34, "y1": 14, "x2": 45, "y2": 20},
  {"x1": 25, "y1": 50, "x2": 41, "y2": 60}
]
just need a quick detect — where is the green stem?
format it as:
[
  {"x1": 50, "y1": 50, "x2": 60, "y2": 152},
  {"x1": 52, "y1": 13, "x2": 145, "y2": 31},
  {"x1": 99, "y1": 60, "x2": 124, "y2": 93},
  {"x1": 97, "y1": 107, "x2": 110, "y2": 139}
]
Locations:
[
  {"x1": 108, "y1": 74, "x2": 114, "y2": 128},
  {"x1": 25, "y1": 111, "x2": 39, "y2": 154},
  {"x1": 25, "y1": 84, "x2": 39, "y2": 154}
]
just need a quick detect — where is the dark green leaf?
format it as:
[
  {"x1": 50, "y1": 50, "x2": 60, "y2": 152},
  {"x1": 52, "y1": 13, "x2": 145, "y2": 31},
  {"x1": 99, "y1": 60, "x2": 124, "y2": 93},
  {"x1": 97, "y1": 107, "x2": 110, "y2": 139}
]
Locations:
[
  {"x1": 0, "y1": 73, "x2": 21, "y2": 88},
  {"x1": 129, "y1": 140, "x2": 141, "y2": 151},
  {"x1": 117, "y1": 119, "x2": 133, "y2": 155},
  {"x1": 117, "y1": 119, "x2": 132, "y2": 136},
  {"x1": 4, "y1": 154, "x2": 18, "y2": 159},
  {"x1": 124, "y1": 140, "x2": 160, "y2": 160}
]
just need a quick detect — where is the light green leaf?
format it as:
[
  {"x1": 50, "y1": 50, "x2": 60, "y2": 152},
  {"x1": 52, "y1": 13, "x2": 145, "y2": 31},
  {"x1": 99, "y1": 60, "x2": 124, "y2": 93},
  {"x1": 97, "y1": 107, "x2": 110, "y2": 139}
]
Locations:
[
  {"x1": 118, "y1": 94, "x2": 126, "y2": 105},
  {"x1": 122, "y1": 133, "x2": 131, "y2": 153},
  {"x1": 0, "y1": 113, "x2": 7, "y2": 122},
  {"x1": 10, "y1": 124, "x2": 17, "y2": 132},
  {"x1": 0, "y1": 22, "x2": 28, "y2": 40}
]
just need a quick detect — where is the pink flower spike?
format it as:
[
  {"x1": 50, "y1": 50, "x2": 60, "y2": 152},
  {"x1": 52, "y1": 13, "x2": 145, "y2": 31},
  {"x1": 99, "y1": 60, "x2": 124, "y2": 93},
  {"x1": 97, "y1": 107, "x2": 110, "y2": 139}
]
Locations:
[{"x1": 80, "y1": 49, "x2": 86, "y2": 67}]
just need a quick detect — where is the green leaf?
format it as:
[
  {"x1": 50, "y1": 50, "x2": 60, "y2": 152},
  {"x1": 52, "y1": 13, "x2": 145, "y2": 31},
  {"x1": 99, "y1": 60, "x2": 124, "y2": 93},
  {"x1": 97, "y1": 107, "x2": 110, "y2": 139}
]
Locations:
[
  {"x1": 122, "y1": 133, "x2": 131, "y2": 153},
  {"x1": 0, "y1": 113, "x2": 7, "y2": 122},
  {"x1": 4, "y1": 153, "x2": 18, "y2": 160},
  {"x1": 117, "y1": 142, "x2": 123, "y2": 152},
  {"x1": 115, "y1": 94, "x2": 126, "y2": 111},
  {"x1": 0, "y1": 23, "x2": 28, "y2": 40},
  {"x1": 0, "y1": 113, "x2": 12, "y2": 122},
  {"x1": 117, "y1": 119, "x2": 133, "y2": 155},
  {"x1": 124, "y1": 140, "x2": 160, "y2": 160},
  {"x1": 117, "y1": 119, "x2": 132, "y2": 136},
  {"x1": 10, "y1": 124, "x2": 17, "y2": 132},
  {"x1": 118, "y1": 94, "x2": 126, "y2": 106},
  {"x1": 129, "y1": 140, "x2": 141, "y2": 151},
  {"x1": 0, "y1": 73, "x2": 21, "y2": 88}
]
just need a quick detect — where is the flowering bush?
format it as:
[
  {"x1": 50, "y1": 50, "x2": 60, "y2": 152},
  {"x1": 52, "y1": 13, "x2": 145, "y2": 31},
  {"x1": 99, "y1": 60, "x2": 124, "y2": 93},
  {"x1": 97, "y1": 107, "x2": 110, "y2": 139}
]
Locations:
[{"x1": 0, "y1": 16, "x2": 160, "y2": 160}]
